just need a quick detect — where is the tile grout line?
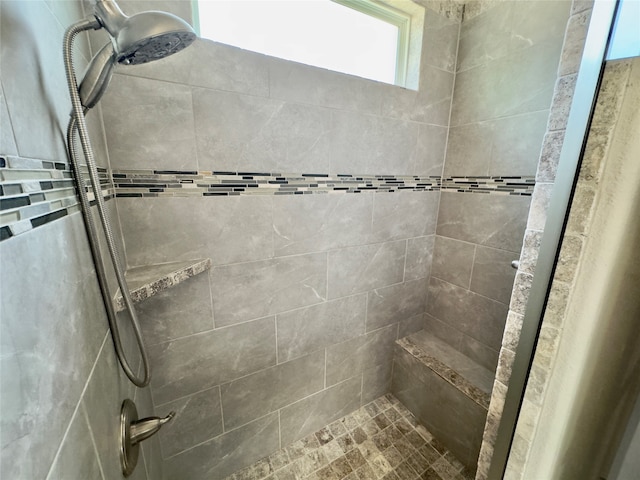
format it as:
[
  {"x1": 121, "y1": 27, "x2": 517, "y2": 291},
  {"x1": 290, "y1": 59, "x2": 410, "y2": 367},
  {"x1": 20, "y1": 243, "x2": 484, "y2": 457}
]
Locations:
[
  {"x1": 43, "y1": 332, "x2": 110, "y2": 480},
  {"x1": 81, "y1": 403, "x2": 108, "y2": 480}
]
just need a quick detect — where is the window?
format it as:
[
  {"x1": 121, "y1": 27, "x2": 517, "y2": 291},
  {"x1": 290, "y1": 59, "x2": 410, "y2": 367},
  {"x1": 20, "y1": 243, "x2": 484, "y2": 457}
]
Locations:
[{"x1": 193, "y1": 0, "x2": 415, "y2": 87}]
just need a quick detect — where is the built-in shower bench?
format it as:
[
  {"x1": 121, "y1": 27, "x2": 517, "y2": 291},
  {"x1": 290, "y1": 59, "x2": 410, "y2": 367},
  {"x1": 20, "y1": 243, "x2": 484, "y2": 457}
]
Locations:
[
  {"x1": 114, "y1": 258, "x2": 211, "y2": 312},
  {"x1": 391, "y1": 329, "x2": 494, "y2": 469}
]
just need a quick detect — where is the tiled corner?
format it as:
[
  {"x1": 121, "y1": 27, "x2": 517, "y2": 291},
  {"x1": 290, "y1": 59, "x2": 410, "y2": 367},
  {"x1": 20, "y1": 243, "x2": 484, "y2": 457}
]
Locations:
[
  {"x1": 325, "y1": 325, "x2": 397, "y2": 387},
  {"x1": 436, "y1": 192, "x2": 531, "y2": 253},
  {"x1": 365, "y1": 280, "x2": 428, "y2": 333},
  {"x1": 426, "y1": 277, "x2": 508, "y2": 353},
  {"x1": 404, "y1": 236, "x2": 435, "y2": 282},
  {"x1": 280, "y1": 377, "x2": 362, "y2": 447},
  {"x1": 224, "y1": 394, "x2": 474, "y2": 480},
  {"x1": 431, "y1": 236, "x2": 475, "y2": 289},
  {"x1": 422, "y1": 8, "x2": 460, "y2": 73}
]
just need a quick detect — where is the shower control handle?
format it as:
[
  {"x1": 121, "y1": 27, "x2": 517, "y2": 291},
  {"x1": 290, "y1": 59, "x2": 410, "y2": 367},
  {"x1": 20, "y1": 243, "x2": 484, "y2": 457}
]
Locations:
[
  {"x1": 120, "y1": 399, "x2": 174, "y2": 477},
  {"x1": 130, "y1": 411, "x2": 175, "y2": 445}
]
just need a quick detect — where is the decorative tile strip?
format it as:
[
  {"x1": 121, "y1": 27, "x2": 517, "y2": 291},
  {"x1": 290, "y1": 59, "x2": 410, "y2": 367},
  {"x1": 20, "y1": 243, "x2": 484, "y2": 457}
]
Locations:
[
  {"x1": 441, "y1": 176, "x2": 535, "y2": 195},
  {"x1": 111, "y1": 169, "x2": 535, "y2": 197},
  {"x1": 1, "y1": 154, "x2": 535, "y2": 242},
  {"x1": 0, "y1": 154, "x2": 114, "y2": 241},
  {"x1": 111, "y1": 169, "x2": 441, "y2": 196},
  {"x1": 396, "y1": 336, "x2": 491, "y2": 410},
  {"x1": 114, "y1": 258, "x2": 212, "y2": 311}
]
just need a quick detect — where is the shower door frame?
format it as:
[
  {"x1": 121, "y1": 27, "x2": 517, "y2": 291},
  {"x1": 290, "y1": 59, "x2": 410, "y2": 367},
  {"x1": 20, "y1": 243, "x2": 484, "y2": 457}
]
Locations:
[{"x1": 487, "y1": 0, "x2": 620, "y2": 478}]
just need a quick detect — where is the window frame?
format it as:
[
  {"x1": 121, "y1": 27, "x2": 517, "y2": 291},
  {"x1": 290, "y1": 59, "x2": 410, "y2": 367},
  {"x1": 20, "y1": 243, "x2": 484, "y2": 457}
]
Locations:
[
  {"x1": 333, "y1": 0, "x2": 411, "y2": 86},
  {"x1": 191, "y1": 0, "x2": 414, "y2": 88}
]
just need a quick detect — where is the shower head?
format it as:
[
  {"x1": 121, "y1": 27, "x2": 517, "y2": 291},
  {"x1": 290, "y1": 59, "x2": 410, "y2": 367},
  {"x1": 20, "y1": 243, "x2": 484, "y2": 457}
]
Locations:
[
  {"x1": 93, "y1": 0, "x2": 196, "y2": 65},
  {"x1": 77, "y1": 0, "x2": 196, "y2": 109}
]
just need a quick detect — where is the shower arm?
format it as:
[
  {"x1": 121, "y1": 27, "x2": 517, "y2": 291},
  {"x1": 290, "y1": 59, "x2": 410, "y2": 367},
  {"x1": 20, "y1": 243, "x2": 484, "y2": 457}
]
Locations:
[{"x1": 64, "y1": 18, "x2": 151, "y2": 387}]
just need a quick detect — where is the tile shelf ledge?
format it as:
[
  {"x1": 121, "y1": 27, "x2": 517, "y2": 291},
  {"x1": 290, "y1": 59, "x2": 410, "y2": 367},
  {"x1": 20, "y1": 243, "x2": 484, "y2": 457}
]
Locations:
[
  {"x1": 396, "y1": 330, "x2": 494, "y2": 409},
  {"x1": 114, "y1": 258, "x2": 211, "y2": 312}
]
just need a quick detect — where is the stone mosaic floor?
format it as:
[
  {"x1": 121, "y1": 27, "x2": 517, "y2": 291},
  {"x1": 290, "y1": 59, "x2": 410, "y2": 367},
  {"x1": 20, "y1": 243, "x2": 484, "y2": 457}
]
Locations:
[{"x1": 224, "y1": 394, "x2": 475, "y2": 480}]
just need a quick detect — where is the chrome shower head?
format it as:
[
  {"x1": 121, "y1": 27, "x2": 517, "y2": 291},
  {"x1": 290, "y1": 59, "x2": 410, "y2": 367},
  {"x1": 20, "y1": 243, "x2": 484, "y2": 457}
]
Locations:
[
  {"x1": 114, "y1": 12, "x2": 196, "y2": 65},
  {"x1": 93, "y1": 0, "x2": 196, "y2": 65},
  {"x1": 77, "y1": 0, "x2": 196, "y2": 109}
]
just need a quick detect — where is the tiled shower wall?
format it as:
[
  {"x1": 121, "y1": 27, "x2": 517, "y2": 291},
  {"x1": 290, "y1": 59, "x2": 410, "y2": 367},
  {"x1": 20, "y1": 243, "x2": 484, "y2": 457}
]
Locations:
[
  {"x1": 0, "y1": 1, "x2": 583, "y2": 479},
  {"x1": 426, "y1": 0, "x2": 571, "y2": 373},
  {"x1": 0, "y1": 1, "x2": 161, "y2": 479},
  {"x1": 96, "y1": 0, "x2": 573, "y2": 477},
  {"x1": 476, "y1": 2, "x2": 596, "y2": 478},
  {"x1": 96, "y1": 2, "x2": 460, "y2": 477},
  {"x1": 390, "y1": 3, "x2": 572, "y2": 472}
]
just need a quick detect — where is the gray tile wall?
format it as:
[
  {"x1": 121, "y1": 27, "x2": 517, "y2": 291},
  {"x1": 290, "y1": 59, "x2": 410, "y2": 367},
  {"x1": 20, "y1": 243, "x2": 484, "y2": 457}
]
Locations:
[
  {"x1": 100, "y1": 8, "x2": 458, "y2": 176},
  {"x1": 427, "y1": 0, "x2": 570, "y2": 374},
  {"x1": 4, "y1": 0, "x2": 574, "y2": 477},
  {"x1": 0, "y1": 1, "x2": 160, "y2": 478},
  {"x1": 427, "y1": 192, "x2": 530, "y2": 371},
  {"x1": 125, "y1": 191, "x2": 440, "y2": 477},
  {"x1": 446, "y1": 0, "x2": 571, "y2": 178},
  {"x1": 1, "y1": 1, "x2": 578, "y2": 478},
  {"x1": 476, "y1": 2, "x2": 594, "y2": 478},
  {"x1": 97, "y1": 3, "x2": 456, "y2": 477}
]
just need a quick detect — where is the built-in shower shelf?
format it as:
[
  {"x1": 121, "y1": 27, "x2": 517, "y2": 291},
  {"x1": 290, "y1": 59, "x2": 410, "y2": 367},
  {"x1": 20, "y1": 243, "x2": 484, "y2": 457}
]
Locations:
[
  {"x1": 114, "y1": 258, "x2": 211, "y2": 312},
  {"x1": 396, "y1": 330, "x2": 494, "y2": 409}
]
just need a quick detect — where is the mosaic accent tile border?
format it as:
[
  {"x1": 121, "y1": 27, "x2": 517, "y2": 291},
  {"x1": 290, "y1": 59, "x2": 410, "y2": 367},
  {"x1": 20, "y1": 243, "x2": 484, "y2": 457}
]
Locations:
[
  {"x1": 441, "y1": 176, "x2": 534, "y2": 195},
  {"x1": 0, "y1": 155, "x2": 112, "y2": 242},
  {"x1": 224, "y1": 394, "x2": 475, "y2": 480},
  {"x1": 1, "y1": 154, "x2": 535, "y2": 242},
  {"x1": 111, "y1": 169, "x2": 535, "y2": 198}
]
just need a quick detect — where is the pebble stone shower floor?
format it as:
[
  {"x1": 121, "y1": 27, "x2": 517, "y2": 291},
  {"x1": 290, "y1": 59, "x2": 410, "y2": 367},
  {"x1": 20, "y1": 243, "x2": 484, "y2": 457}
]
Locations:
[{"x1": 223, "y1": 394, "x2": 476, "y2": 480}]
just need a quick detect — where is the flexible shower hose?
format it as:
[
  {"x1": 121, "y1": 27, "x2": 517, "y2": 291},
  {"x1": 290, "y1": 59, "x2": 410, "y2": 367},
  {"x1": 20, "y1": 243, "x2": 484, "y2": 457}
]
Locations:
[{"x1": 63, "y1": 19, "x2": 151, "y2": 387}]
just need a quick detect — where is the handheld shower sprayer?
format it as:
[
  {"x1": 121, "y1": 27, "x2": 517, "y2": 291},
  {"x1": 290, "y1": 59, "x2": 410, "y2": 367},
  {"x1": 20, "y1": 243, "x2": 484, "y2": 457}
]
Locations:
[
  {"x1": 63, "y1": 4, "x2": 196, "y2": 475},
  {"x1": 63, "y1": 0, "x2": 196, "y2": 394}
]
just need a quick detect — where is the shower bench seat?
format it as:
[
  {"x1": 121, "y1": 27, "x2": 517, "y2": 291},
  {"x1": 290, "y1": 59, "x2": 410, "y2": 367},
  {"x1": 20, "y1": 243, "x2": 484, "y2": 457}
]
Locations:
[
  {"x1": 114, "y1": 258, "x2": 211, "y2": 312},
  {"x1": 391, "y1": 329, "x2": 494, "y2": 469}
]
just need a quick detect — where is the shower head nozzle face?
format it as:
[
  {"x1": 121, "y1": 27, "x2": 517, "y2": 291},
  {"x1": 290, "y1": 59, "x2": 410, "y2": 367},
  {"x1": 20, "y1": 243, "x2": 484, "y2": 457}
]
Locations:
[
  {"x1": 94, "y1": 1, "x2": 197, "y2": 66},
  {"x1": 117, "y1": 30, "x2": 196, "y2": 65}
]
